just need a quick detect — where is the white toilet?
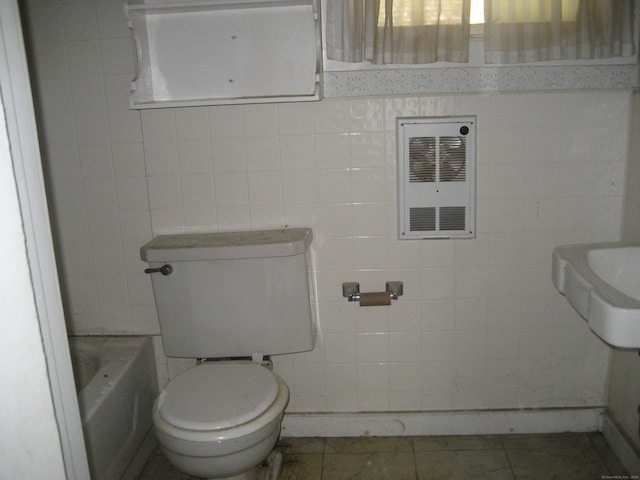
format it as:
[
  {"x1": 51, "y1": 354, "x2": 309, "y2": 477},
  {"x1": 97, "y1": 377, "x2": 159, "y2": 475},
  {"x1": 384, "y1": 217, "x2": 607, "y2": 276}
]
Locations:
[{"x1": 141, "y1": 228, "x2": 315, "y2": 479}]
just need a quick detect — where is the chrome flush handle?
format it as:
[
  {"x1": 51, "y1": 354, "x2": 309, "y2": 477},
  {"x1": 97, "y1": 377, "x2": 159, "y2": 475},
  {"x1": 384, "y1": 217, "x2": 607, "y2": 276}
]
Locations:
[{"x1": 144, "y1": 264, "x2": 173, "y2": 276}]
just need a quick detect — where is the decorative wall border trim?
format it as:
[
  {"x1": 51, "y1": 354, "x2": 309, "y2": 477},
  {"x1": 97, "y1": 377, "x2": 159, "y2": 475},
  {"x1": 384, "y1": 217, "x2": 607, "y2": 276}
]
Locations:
[
  {"x1": 282, "y1": 407, "x2": 605, "y2": 437},
  {"x1": 323, "y1": 64, "x2": 638, "y2": 97}
]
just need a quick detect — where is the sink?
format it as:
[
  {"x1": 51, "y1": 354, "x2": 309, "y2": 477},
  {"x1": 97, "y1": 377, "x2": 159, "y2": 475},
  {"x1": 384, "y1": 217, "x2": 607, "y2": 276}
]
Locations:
[{"x1": 552, "y1": 242, "x2": 640, "y2": 349}]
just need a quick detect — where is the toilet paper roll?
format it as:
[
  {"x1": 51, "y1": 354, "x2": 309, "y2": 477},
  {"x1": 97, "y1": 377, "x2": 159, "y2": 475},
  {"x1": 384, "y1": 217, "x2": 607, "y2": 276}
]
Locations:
[{"x1": 359, "y1": 292, "x2": 392, "y2": 307}]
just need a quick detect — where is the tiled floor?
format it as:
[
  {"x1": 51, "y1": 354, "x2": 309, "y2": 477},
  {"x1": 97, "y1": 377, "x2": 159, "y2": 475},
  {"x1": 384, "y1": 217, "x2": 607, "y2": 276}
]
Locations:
[{"x1": 138, "y1": 432, "x2": 629, "y2": 479}]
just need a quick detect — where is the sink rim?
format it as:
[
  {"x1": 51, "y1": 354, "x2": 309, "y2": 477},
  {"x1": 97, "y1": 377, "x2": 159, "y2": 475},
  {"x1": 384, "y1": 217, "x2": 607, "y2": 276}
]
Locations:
[
  {"x1": 552, "y1": 241, "x2": 640, "y2": 349},
  {"x1": 586, "y1": 246, "x2": 640, "y2": 301},
  {"x1": 553, "y1": 242, "x2": 640, "y2": 308}
]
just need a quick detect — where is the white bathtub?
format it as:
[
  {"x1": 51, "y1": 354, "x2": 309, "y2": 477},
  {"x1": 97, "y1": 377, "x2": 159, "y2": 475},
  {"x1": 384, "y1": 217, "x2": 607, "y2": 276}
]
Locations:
[{"x1": 69, "y1": 336, "x2": 157, "y2": 480}]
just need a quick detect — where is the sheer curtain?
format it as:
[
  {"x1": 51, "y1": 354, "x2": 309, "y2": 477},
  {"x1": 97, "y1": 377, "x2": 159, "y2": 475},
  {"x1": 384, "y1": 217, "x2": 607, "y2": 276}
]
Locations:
[
  {"x1": 325, "y1": 0, "x2": 471, "y2": 64},
  {"x1": 484, "y1": 0, "x2": 636, "y2": 64}
]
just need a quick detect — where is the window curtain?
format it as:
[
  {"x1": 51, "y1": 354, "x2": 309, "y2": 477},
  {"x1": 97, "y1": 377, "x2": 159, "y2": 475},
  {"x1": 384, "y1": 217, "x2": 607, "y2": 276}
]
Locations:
[
  {"x1": 326, "y1": 0, "x2": 471, "y2": 64},
  {"x1": 484, "y1": 0, "x2": 636, "y2": 64}
]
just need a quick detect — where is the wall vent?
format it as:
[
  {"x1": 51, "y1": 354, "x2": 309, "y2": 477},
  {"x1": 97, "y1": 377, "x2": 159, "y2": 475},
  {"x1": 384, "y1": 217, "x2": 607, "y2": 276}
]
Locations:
[{"x1": 397, "y1": 116, "x2": 476, "y2": 240}]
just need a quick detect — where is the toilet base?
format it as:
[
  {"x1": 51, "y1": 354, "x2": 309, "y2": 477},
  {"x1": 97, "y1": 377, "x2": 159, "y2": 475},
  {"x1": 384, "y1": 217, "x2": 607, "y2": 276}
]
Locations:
[{"x1": 207, "y1": 450, "x2": 283, "y2": 480}]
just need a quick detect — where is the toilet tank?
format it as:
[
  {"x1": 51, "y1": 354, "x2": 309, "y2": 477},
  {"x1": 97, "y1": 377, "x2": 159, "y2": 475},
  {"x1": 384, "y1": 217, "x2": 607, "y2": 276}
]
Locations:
[{"x1": 140, "y1": 228, "x2": 315, "y2": 358}]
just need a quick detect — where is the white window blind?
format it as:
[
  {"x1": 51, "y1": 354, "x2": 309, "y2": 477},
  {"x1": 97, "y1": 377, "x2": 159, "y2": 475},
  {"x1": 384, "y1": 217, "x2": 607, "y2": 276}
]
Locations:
[
  {"x1": 326, "y1": 0, "x2": 471, "y2": 64},
  {"x1": 484, "y1": 0, "x2": 636, "y2": 64},
  {"x1": 325, "y1": 0, "x2": 635, "y2": 65}
]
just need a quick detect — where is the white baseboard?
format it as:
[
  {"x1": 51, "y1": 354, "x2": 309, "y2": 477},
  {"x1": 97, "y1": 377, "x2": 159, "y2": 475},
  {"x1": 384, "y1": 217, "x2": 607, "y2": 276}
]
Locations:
[
  {"x1": 281, "y1": 407, "x2": 605, "y2": 438},
  {"x1": 602, "y1": 414, "x2": 640, "y2": 475}
]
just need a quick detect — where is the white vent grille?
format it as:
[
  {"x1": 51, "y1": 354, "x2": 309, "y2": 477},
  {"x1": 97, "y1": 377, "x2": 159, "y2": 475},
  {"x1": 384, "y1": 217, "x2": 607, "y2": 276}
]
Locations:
[{"x1": 398, "y1": 116, "x2": 476, "y2": 239}]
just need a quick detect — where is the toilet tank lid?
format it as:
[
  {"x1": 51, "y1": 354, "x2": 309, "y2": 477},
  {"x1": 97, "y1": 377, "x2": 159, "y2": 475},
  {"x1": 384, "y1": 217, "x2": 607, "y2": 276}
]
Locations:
[{"x1": 141, "y1": 228, "x2": 312, "y2": 262}]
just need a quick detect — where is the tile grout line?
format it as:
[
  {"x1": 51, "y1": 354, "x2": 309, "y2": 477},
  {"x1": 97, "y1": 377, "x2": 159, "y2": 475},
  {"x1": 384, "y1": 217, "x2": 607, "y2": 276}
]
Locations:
[
  {"x1": 319, "y1": 437, "x2": 326, "y2": 480},
  {"x1": 411, "y1": 437, "x2": 419, "y2": 480},
  {"x1": 499, "y1": 435, "x2": 518, "y2": 480}
]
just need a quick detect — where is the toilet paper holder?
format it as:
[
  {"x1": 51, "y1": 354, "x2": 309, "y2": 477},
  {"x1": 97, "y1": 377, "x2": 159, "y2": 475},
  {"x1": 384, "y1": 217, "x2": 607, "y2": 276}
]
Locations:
[{"x1": 342, "y1": 281, "x2": 403, "y2": 303}]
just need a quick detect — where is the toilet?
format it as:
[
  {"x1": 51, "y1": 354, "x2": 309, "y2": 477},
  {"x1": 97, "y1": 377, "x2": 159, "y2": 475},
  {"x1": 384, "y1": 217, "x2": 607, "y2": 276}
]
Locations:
[{"x1": 140, "y1": 228, "x2": 315, "y2": 479}]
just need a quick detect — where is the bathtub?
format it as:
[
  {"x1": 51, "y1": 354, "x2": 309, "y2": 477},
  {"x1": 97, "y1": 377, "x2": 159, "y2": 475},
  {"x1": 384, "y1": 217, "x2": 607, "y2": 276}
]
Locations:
[{"x1": 69, "y1": 336, "x2": 157, "y2": 480}]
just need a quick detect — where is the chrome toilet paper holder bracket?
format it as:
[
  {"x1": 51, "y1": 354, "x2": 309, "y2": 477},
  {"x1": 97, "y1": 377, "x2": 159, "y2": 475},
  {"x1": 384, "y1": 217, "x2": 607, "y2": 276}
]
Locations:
[{"x1": 342, "y1": 281, "x2": 403, "y2": 302}]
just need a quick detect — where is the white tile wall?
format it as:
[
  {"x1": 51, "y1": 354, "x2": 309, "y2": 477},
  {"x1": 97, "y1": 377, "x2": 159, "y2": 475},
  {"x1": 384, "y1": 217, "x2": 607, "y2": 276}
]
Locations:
[
  {"x1": 624, "y1": 92, "x2": 640, "y2": 243},
  {"x1": 22, "y1": 0, "x2": 630, "y2": 414}
]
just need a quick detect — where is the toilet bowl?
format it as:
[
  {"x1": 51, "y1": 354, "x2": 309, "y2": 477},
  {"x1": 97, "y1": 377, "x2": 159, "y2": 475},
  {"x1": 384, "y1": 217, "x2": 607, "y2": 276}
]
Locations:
[
  {"x1": 153, "y1": 362, "x2": 289, "y2": 479},
  {"x1": 141, "y1": 228, "x2": 315, "y2": 479}
]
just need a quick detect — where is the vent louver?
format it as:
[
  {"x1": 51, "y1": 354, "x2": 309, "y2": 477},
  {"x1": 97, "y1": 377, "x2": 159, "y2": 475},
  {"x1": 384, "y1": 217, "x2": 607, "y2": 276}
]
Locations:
[
  {"x1": 409, "y1": 137, "x2": 436, "y2": 183},
  {"x1": 439, "y1": 136, "x2": 466, "y2": 182},
  {"x1": 410, "y1": 207, "x2": 436, "y2": 231},
  {"x1": 397, "y1": 117, "x2": 476, "y2": 239},
  {"x1": 439, "y1": 206, "x2": 466, "y2": 230}
]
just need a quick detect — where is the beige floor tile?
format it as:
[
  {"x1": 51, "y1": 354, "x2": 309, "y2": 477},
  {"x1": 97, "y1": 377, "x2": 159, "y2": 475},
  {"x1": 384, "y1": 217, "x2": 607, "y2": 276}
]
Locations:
[
  {"x1": 137, "y1": 433, "x2": 625, "y2": 480},
  {"x1": 415, "y1": 450, "x2": 514, "y2": 480},
  {"x1": 506, "y1": 447, "x2": 611, "y2": 479},
  {"x1": 412, "y1": 435, "x2": 503, "y2": 451},
  {"x1": 323, "y1": 451, "x2": 417, "y2": 480},
  {"x1": 280, "y1": 453, "x2": 323, "y2": 480},
  {"x1": 587, "y1": 432, "x2": 609, "y2": 449},
  {"x1": 137, "y1": 447, "x2": 286, "y2": 480},
  {"x1": 501, "y1": 433, "x2": 591, "y2": 450},
  {"x1": 324, "y1": 436, "x2": 414, "y2": 454},
  {"x1": 278, "y1": 437, "x2": 325, "y2": 454}
]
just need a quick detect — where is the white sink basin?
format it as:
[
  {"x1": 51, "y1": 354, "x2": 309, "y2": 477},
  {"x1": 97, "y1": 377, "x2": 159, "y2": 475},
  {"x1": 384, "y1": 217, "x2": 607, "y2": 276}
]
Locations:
[{"x1": 552, "y1": 242, "x2": 640, "y2": 349}]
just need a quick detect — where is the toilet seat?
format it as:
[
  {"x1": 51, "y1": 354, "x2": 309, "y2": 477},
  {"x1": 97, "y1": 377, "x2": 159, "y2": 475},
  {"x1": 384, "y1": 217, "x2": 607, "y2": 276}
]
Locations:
[{"x1": 156, "y1": 363, "x2": 280, "y2": 431}]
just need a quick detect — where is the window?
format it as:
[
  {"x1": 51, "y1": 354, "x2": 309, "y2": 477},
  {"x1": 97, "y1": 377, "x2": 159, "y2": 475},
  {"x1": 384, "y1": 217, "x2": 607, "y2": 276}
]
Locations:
[
  {"x1": 326, "y1": 0, "x2": 471, "y2": 64},
  {"x1": 378, "y1": 0, "x2": 479, "y2": 26},
  {"x1": 470, "y1": 0, "x2": 484, "y2": 25},
  {"x1": 484, "y1": 0, "x2": 635, "y2": 64},
  {"x1": 326, "y1": 0, "x2": 635, "y2": 67}
]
